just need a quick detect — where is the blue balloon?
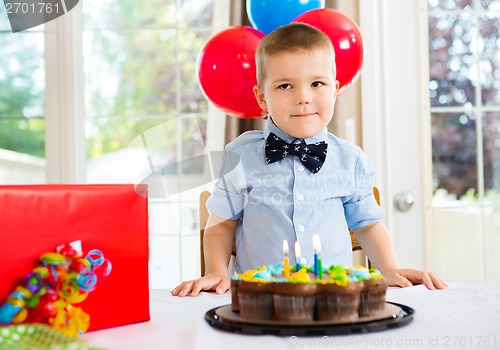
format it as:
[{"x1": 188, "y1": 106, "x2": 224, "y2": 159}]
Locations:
[{"x1": 247, "y1": 0, "x2": 325, "y2": 35}]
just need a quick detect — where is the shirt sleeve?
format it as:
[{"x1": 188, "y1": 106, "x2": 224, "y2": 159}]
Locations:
[
  {"x1": 206, "y1": 147, "x2": 246, "y2": 221},
  {"x1": 343, "y1": 150, "x2": 384, "y2": 229}
]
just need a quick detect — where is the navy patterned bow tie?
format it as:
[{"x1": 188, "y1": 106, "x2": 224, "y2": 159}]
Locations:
[{"x1": 265, "y1": 132, "x2": 328, "y2": 174}]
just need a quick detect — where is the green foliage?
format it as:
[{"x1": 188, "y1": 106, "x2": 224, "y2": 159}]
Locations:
[
  {"x1": 0, "y1": 119, "x2": 45, "y2": 157},
  {"x1": 0, "y1": 32, "x2": 44, "y2": 156},
  {"x1": 83, "y1": 0, "x2": 212, "y2": 158},
  {"x1": 0, "y1": 0, "x2": 212, "y2": 161}
]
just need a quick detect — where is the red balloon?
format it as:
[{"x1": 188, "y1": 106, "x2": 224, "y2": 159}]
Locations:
[
  {"x1": 197, "y1": 26, "x2": 266, "y2": 118},
  {"x1": 293, "y1": 9, "x2": 364, "y2": 95}
]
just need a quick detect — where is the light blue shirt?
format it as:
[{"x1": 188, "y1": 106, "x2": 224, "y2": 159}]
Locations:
[{"x1": 206, "y1": 118, "x2": 384, "y2": 273}]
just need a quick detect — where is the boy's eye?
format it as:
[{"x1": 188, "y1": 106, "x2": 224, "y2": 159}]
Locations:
[
  {"x1": 312, "y1": 81, "x2": 324, "y2": 87},
  {"x1": 278, "y1": 83, "x2": 292, "y2": 90}
]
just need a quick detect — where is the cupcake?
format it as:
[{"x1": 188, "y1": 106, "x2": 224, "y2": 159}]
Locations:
[
  {"x1": 350, "y1": 266, "x2": 388, "y2": 317},
  {"x1": 230, "y1": 272, "x2": 240, "y2": 312},
  {"x1": 237, "y1": 268, "x2": 274, "y2": 320},
  {"x1": 273, "y1": 269, "x2": 317, "y2": 322},
  {"x1": 316, "y1": 269, "x2": 362, "y2": 322}
]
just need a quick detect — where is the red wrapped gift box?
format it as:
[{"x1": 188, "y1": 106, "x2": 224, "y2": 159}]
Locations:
[{"x1": 0, "y1": 184, "x2": 150, "y2": 331}]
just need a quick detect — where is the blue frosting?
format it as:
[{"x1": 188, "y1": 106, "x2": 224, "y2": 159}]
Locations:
[
  {"x1": 349, "y1": 267, "x2": 371, "y2": 280},
  {"x1": 271, "y1": 277, "x2": 289, "y2": 283},
  {"x1": 253, "y1": 270, "x2": 272, "y2": 280},
  {"x1": 231, "y1": 270, "x2": 241, "y2": 280},
  {"x1": 265, "y1": 262, "x2": 284, "y2": 275}
]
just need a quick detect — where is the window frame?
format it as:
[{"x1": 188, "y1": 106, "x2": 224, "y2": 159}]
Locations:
[{"x1": 44, "y1": 5, "x2": 86, "y2": 183}]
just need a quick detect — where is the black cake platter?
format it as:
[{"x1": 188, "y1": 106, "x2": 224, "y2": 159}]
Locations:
[{"x1": 205, "y1": 301, "x2": 414, "y2": 336}]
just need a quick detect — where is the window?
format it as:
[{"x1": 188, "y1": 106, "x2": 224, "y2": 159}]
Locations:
[
  {"x1": 0, "y1": 7, "x2": 45, "y2": 183},
  {"x1": 428, "y1": 0, "x2": 500, "y2": 281},
  {"x1": 82, "y1": 0, "x2": 227, "y2": 288},
  {"x1": 0, "y1": 0, "x2": 229, "y2": 288}
]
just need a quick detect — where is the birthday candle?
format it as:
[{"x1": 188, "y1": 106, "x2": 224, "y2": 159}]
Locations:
[
  {"x1": 313, "y1": 235, "x2": 319, "y2": 276},
  {"x1": 313, "y1": 235, "x2": 323, "y2": 279},
  {"x1": 283, "y1": 239, "x2": 290, "y2": 278},
  {"x1": 294, "y1": 241, "x2": 301, "y2": 272},
  {"x1": 319, "y1": 238, "x2": 323, "y2": 279}
]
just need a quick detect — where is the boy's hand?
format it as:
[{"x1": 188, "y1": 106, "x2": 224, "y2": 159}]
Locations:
[
  {"x1": 171, "y1": 274, "x2": 230, "y2": 297},
  {"x1": 383, "y1": 268, "x2": 447, "y2": 290}
]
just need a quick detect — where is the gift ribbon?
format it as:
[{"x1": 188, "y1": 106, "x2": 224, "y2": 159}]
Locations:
[{"x1": 0, "y1": 243, "x2": 111, "y2": 338}]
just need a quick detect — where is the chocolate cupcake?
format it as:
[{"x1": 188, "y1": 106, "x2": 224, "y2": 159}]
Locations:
[
  {"x1": 237, "y1": 280, "x2": 274, "y2": 320},
  {"x1": 316, "y1": 276, "x2": 362, "y2": 322},
  {"x1": 349, "y1": 267, "x2": 387, "y2": 317},
  {"x1": 273, "y1": 269, "x2": 317, "y2": 321},
  {"x1": 358, "y1": 276, "x2": 387, "y2": 317},
  {"x1": 230, "y1": 278, "x2": 240, "y2": 312}
]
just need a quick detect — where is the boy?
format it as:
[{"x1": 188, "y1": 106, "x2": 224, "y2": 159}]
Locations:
[{"x1": 172, "y1": 23, "x2": 446, "y2": 297}]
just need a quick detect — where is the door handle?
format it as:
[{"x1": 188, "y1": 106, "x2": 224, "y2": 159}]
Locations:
[{"x1": 394, "y1": 192, "x2": 414, "y2": 212}]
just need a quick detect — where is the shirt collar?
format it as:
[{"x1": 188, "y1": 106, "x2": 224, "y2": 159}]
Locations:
[{"x1": 263, "y1": 117, "x2": 328, "y2": 144}]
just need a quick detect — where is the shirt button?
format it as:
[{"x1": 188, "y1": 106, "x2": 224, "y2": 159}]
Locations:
[
  {"x1": 297, "y1": 194, "x2": 304, "y2": 201},
  {"x1": 298, "y1": 165, "x2": 305, "y2": 172},
  {"x1": 298, "y1": 225, "x2": 305, "y2": 232}
]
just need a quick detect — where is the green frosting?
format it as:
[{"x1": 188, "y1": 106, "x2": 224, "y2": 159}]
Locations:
[
  {"x1": 325, "y1": 264, "x2": 347, "y2": 275},
  {"x1": 369, "y1": 268, "x2": 384, "y2": 280}
]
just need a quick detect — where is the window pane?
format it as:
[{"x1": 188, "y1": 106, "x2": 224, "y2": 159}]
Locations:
[
  {"x1": 479, "y1": 0, "x2": 500, "y2": 11},
  {"x1": 83, "y1": 0, "x2": 213, "y2": 30},
  {"x1": 432, "y1": 112, "x2": 478, "y2": 198},
  {"x1": 428, "y1": 12, "x2": 476, "y2": 107},
  {"x1": 0, "y1": 33, "x2": 45, "y2": 119},
  {"x1": 83, "y1": 30, "x2": 179, "y2": 118},
  {"x1": 86, "y1": 117, "x2": 169, "y2": 183},
  {"x1": 83, "y1": 0, "x2": 177, "y2": 30},
  {"x1": 483, "y1": 111, "x2": 500, "y2": 282},
  {"x1": 83, "y1": 1, "x2": 214, "y2": 184},
  {"x1": 0, "y1": 31, "x2": 45, "y2": 183},
  {"x1": 179, "y1": 30, "x2": 211, "y2": 114},
  {"x1": 429, "y1": 0, "x2": 500, "y2": 283},
  {"x1": 428, "y1": 0, "x2": 472, "y2": 11},
  {"x1": 0, "y1": 119, "x2": 45, "y2": 183},
  {"x1": 177, "y1": 0, "x2": 213, "y2": 28},
  {"x1": 86, "y1": 115, "x2": 209, "y2": 185},
  {"x1": 485, "y1": 204, "x2": 500, "y2": 281},
  {"x1": 479, "y1": 14, "x2": 500, "y2": 106},
  {"x1": 483, "y1": 112, "x2": 500, "y2": 190},
  {"x1": 431, "y1": 206, "x2": 483, "y2": 282},
  {"x1": 0, "y1": 4, "x2": 11, "y2": 31},
  {"x1": 83, "y1": 0, "x2": 220, "y2": 289}
]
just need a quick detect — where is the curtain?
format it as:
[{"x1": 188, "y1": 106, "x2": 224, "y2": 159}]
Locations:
[
  {"x1": 225, "y1": 0, "x2": 266, "y2": 143},
  {"x1": 329, "y1": 0, "x2": 362, "y2": 146}
]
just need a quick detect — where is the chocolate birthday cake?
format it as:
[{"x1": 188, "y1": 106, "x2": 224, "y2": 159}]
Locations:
[{"x1": 231, "y1": 264, "x2": 387, "y2": 322}]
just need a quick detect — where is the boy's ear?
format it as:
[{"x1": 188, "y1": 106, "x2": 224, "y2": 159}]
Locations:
[{"x1": 253, "y1": 85, "x2": 267, "y2": 111}]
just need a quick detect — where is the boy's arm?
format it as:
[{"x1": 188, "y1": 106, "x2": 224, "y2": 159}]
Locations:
[
  {"x1": 352, "y1": 222, "x2": 398, "y2": 273},
  {"x1": 204, "y1": 214, "x2": 238, "y2": 278},
  {"x1": 171, "y1": 214, "x2": 237, "y2": 297},
  {"x1": 353, "y1": 222, "x2": 447, "y2": 290}
]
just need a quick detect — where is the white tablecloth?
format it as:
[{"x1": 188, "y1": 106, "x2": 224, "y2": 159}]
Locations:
[{"x1": 83, "y1": 283, "x2": 500, "y2": 350}]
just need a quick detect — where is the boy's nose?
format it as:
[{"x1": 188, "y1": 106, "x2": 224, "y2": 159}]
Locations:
[{"x1": 295, "y1": 87, "x2": 312, "y2": 104}]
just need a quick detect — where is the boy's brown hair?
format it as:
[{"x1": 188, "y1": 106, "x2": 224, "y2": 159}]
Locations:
[{"x1": 255, "y1": 22, "x2": 335, "y2": 85}]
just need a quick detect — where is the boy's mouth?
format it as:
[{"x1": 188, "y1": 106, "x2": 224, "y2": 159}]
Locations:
[{"x1": 291, "y1": 112, "x2": 317, "y2": 118}]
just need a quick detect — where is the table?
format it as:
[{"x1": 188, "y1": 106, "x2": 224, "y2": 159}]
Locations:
[{"x1": 83, "y1": 283, "x2": 500, "y2": 350}]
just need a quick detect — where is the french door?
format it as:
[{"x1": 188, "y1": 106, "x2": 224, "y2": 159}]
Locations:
[{"x1": 360, "y1": 0, "x2": 500, "y2": 282}]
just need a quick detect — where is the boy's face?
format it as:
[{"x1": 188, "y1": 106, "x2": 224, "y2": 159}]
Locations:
[{"x1": 253, "y1": 48, "x2": 339, "y2": 139}]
